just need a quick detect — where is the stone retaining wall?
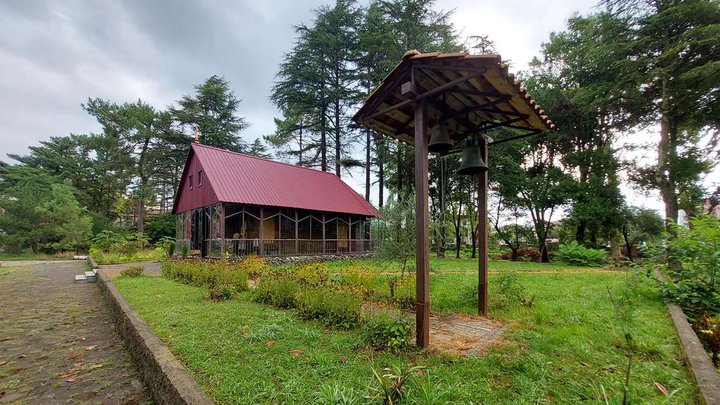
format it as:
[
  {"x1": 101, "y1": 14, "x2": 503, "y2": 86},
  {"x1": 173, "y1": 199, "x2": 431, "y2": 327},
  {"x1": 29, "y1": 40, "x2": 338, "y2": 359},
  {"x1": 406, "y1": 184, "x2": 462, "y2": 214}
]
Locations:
[{"x1": 96, "y1": 268, "x2": 213, "y2": 405}]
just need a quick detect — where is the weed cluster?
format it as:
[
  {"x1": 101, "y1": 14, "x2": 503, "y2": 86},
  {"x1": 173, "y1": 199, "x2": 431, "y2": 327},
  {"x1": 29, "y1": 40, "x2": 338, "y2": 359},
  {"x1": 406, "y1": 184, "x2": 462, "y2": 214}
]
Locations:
[
  {"x1": 362, "y1": 311, "x2": 412, "y2": 353},
  {"x1": 120, "y1": 265, "x2": 144, "y2": 277},
  {"x1": 162, "y1": 258, "x2": 252, "y2": 300}
]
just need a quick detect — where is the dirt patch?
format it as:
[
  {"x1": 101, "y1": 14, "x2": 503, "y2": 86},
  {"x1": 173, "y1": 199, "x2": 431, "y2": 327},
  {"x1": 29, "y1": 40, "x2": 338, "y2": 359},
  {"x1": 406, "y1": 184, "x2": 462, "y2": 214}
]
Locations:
[
  {"x1": 426, "y1": 314, "x2": 508, "y2": 356},
  {"x1": 0, "y1": 261, "x2": 149, "y2": 403},
  {"x1": 100, "y1": 261, "x2": 162, "y2": 279}
]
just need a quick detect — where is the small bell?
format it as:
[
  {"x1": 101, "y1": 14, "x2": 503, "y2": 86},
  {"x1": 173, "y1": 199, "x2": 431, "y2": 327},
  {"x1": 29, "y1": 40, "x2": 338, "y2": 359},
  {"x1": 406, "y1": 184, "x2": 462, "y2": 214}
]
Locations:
[
  {"x1": 428, "y1": 122, "x2": 454, "y2": 154},
  {"x1": 457, "y1": 144, "x2": 488, "y2": 175}
]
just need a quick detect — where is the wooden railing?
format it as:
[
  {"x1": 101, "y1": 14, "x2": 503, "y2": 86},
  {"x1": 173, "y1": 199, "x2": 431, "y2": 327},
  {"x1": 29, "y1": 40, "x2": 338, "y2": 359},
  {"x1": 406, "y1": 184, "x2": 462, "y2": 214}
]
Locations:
[{"x1": 218, "y1": 238, "x2": 373, "y2": 258}]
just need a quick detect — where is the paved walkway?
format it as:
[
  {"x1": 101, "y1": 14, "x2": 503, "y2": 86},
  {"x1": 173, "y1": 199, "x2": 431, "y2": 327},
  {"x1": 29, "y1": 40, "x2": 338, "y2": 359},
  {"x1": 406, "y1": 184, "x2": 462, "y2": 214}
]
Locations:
[{"x1": 0, "y1": 260, "x2": 149, "y2": 404}]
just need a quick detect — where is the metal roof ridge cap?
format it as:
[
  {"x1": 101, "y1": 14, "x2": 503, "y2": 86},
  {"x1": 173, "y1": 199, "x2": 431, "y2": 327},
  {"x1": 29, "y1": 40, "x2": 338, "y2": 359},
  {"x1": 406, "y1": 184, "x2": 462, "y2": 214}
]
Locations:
[{"x1": 193, "y1": 143, "x2": 341, "y2": 177}]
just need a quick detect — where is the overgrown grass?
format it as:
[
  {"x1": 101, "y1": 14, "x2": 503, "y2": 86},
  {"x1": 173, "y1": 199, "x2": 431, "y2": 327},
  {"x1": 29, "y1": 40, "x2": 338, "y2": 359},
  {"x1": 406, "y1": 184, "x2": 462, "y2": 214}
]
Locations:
[
  {"x1": 319, "y1": 257, "x2": 599, "y2": 274},
  {"x1": 90, "y1": 247, "x2": 165, "y2": 264},
  {"x1": 115, "y1": 267, "x2": 698, "y2": 404}
]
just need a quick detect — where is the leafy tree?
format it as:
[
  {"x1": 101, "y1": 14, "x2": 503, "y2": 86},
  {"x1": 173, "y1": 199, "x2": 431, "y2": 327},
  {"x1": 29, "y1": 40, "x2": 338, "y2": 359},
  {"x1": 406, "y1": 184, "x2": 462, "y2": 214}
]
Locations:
[
  {"x1": 0, "y1": 166, "x2": 92, "y2": 253},
  {"x1": 620, "y1": 206, "x2": 664, "y2": 261},
  {"x1": 272, "y1": 1, "x2": 361, "y2": 177},
  {"x1": 491, "y1": 137, "x2": 574, "y2": 262},
  {"x1": 602, "y1": 0, "x2": 720, "y2": 230},
  {"x1": 171, "y1": 75, "x2": 250, "y2": 152},
  {"x1": 525, "y1": 12, "x2": 630, "y2": 248},
  {"x1": 372, "y1": 195, "x2": 416, "y2": 277},
  {"x1": 8, "y1": 134, "x2": 131, "y2": 230},
  {"x1": 145, "y1": 213, "x2": 176, "y2": 244}
]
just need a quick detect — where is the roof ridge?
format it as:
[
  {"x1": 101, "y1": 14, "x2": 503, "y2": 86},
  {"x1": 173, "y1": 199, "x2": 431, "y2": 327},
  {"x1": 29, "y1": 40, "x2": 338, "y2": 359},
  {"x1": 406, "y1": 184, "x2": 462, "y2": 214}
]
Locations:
[{"x1": 192, "y1": 143, "x2": 341, "y2": 177}]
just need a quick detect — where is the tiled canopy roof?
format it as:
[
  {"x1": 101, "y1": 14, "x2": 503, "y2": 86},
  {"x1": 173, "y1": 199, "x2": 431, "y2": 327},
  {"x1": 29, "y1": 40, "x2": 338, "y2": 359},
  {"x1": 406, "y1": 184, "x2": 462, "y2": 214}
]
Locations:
[
  {"x1": 353, "y1": 51, "x2": 555, "y2": 145},
  {"x1": 172, "y1": 144, "x2": 379, "y2": 217}
]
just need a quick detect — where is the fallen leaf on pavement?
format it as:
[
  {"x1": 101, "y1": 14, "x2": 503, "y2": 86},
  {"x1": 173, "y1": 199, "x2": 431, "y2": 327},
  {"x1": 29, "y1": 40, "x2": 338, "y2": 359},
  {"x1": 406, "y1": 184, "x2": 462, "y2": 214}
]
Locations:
[
  {"x1": 66, "y1": 378, "x2": 76, "y2": 383},
  {"x1": 89, "y1": 364, "x2": 104, "y2": 370},
  {"x1": 84, "y1": 345, "x2": 98, "y2": 351},
  {"x1": 68, "y1": 353, "x2": 80, "y2": 360}
]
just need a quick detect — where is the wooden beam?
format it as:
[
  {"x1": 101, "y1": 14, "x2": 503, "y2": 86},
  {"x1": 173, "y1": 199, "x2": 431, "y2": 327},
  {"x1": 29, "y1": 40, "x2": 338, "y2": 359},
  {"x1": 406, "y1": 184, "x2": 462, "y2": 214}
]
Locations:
[
  {"x1": 259, "y1": 207, "x2": 265, "y2": 256},
  {"x1": 365, "y1": 72, "x2": 483, "y2": 121},
  {"x1": 413, "y1": 63, "x2": 488, "y2": 74},
  {"x1": 414, "y1": 98, "x2": 430, "y2": 349},
  {"x1": 220, "y1": 203, "x2": 226, "y2": 257},
  {"x1": 478, "y1": 139, "x2": 489, "y2": 316}
]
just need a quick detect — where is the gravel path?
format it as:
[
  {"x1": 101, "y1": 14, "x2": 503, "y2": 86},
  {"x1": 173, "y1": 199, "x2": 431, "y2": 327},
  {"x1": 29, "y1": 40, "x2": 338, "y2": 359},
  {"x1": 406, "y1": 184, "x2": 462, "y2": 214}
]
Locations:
[{"x1": 0, "y1": 261, "x2": 149, "y2": 404}]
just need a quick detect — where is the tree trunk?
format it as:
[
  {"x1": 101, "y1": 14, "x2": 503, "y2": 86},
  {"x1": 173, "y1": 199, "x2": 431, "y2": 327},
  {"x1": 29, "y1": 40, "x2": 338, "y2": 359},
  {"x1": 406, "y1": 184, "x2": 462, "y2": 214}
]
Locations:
[
  {"x1": 334, "y1": 100, "x2": 341, "y2": 178},
  {"x1": 658, "y1": 76, "x2": 679, "y2": 233},
  {"x1": 621, "y1": 226, "x2": 634, "y2": 262},
  {"x1": 396, "y1": 143, "x2": 403, "y2": 200},
  {"x1": 320, "y1": 105, "x2": 327, "y2": 172},
  {"x1": 377, "y1": 135, "x2": 384, "y2": 208},
  {"x1": 138, "y1": 198, "x2": 145, "y2": 234},
  {"x1": 576, "y1": 220, "x2": 586, "y2": 244},
  {"x1": 365, "y1": 128, "x2": 371, "y2": 201}
]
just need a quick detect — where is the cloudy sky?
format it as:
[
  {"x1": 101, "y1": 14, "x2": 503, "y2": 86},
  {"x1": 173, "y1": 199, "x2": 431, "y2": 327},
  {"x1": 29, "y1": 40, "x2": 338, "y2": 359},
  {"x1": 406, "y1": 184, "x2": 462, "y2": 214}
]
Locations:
[{"x1": 4, "y1": 0, "x2": 686, "y2": 212}]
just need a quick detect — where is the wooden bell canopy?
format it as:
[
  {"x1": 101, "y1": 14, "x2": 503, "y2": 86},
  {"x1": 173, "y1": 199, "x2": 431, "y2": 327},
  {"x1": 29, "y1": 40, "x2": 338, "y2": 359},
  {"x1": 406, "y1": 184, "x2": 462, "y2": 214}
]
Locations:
[{"x1": 352, "y1": 50, "x2": 555, "y2": 144}]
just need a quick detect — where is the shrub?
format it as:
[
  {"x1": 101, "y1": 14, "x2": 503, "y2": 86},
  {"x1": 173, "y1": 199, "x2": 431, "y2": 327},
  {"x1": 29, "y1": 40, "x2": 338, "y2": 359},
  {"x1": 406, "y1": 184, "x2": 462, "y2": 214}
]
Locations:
[
  {"x1": 209, "y1": 284, "x2": 235, "y2": 301},
  {"x1": 393, "y1": 275, "x2": 416, "y2": 310},
  {"x1": 254, "y1": 277, "x2": 300, "y2": 309},
  {"x1": 294, "y1": 262, "x2": 330, "y2": 287},
  {"x1": 556, "y1": 241, "x2": 606, "y2": 267},
  {"x1": 340, "y1": 262, "x2": 377, "y2": 298},
  {"x1": 295, "y1": 287, "x2": 362, "y2": 329},
  {"x1": 157, "y1": 236, "x2": 176, "y2": 257},
  {"x1": 240, "y1": 255, "x2": 269, "y2": 278},
  {"x1": 499, "y1": 248, "x2": 541, "y2": 262},
  {"x1": 363, "y1": 311, "x2": 412, "y2": 353},
  {"x1": 121, "y1": 265, "x2": 144, "y2": 277},
  {"x1": 162, "y1": 259, "x2": 249, "y2": 293}
]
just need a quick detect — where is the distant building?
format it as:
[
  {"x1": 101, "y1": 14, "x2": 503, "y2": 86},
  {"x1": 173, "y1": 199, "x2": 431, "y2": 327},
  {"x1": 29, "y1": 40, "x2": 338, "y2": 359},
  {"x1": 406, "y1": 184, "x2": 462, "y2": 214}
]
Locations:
[{"x1": 173, "y1": 144, "x2": 378, "y2": 258}]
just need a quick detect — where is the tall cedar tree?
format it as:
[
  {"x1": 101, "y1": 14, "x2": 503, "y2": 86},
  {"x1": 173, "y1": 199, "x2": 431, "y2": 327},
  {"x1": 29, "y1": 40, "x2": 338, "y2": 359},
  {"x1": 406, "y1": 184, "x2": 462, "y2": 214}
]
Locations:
[
  {"x1": 171, "y1": 75, "x2": 250, "y2": 152},
  {"x1": 525, "y1": 13, "x2": 629, "y2": 247},
  {"x1": 271, "y1": 1, "x2": 361, "y2": 177},
  {"x1": 603, "y1": 0, "x2": 720, "y2": 230}
]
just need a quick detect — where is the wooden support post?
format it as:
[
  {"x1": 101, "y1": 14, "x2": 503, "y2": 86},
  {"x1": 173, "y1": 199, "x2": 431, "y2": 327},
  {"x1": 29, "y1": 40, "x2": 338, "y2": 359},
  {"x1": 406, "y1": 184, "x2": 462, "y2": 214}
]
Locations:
[
  {"x1": 259, "y1": 207, "x2": 265, "y2": 256},
  {"x1": 478, "y1": 138, "x2": 489, "y2": 315},
  {"x1": 414, "y1": 98, "x2": 430, "y2": 349},
  {"x1": 220, "y1": 203, "x2": 226, "y2": 258},
  {"x1": 322, "y1": 213, "x2": 326, "y2": 254},
  {"x1": 295, "y1": 210, "x2": 299, "y2": 255},
  {"x1": 348, "y1": 215, "x2": 352, "y2": 253}
]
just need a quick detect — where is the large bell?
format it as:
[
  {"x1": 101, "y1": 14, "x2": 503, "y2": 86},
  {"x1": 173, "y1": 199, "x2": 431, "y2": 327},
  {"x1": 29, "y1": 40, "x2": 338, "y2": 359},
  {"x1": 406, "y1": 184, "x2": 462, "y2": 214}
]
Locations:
[
  {"x1": 457, "y1": 144, "x2": 488, "y2": 175},
  {"x1": 428, "y1": 122, "x2": 454, "y2": 154}
]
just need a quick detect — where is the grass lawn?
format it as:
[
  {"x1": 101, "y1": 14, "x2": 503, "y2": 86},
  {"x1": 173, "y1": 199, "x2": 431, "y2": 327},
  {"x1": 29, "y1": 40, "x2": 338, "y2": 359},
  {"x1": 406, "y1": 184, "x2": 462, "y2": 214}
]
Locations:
[
  {"x1": 115, "y1": 263, "x2": 697, "y2": 404},
  {"x1": 320, "y1": 257, "x2": 602, "y2": 274}
]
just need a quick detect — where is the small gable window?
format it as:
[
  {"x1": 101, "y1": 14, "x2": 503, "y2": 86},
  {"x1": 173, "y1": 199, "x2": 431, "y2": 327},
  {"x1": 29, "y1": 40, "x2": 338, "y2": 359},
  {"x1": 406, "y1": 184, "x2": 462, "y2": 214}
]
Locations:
[
  {"x1": 189, "y1": 175, "x2": 194, "y2": 190},
  {"x1": 198, "y1": 170, "x2": 203, "y2": 186}
]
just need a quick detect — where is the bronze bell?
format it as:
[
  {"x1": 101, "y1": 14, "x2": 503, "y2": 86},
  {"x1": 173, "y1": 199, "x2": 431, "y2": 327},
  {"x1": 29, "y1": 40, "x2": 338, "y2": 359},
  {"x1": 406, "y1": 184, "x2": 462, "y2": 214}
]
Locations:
[
  {"x1": 428, "y1": 122, "x2": 454, "y2": 154},
  {"x1": 457, "y1": 144, "x2": 488, "y2": 175}
]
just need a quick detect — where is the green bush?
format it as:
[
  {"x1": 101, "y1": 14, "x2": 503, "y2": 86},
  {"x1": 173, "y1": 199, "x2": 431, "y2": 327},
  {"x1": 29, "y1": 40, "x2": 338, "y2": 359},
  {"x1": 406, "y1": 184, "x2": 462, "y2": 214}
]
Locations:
[
  {"x1": 90, "y1": 246, "x2": 166, "y2": 265},
  {"x1": 162, "y1": 259, "x2": 249, "y2": 293},
  {"x1": 363, "y1": 311, "x2": 412, "y2": 353},
  {"x1": 294, "y1": 287, "x2": 362, "y2": 329},
  {"x1": 556, "y1": 241, "x2": 606, "y2": 267},
  {"x1": 209, "y1": 284, "x2": 235, "y2": 301},
  {"x1": 661, "y1": 216, "x2": 720, "y2": 322},
  {"x1": 121, "y1": 265, "x2": 144, "y2": 277},
  {"x1": 293, "y1": 262, "x2": 331, "y2": 287},
  {"x1": 254, "y1": 277, "x2": 300, "y2": 309}
]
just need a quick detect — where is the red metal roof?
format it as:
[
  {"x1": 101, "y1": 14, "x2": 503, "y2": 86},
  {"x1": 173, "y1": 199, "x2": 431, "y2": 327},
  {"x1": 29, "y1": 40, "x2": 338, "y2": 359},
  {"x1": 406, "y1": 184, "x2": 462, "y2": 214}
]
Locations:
[{"x1": 172, "y1": 144, "x2": 379, "y2": 217}]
